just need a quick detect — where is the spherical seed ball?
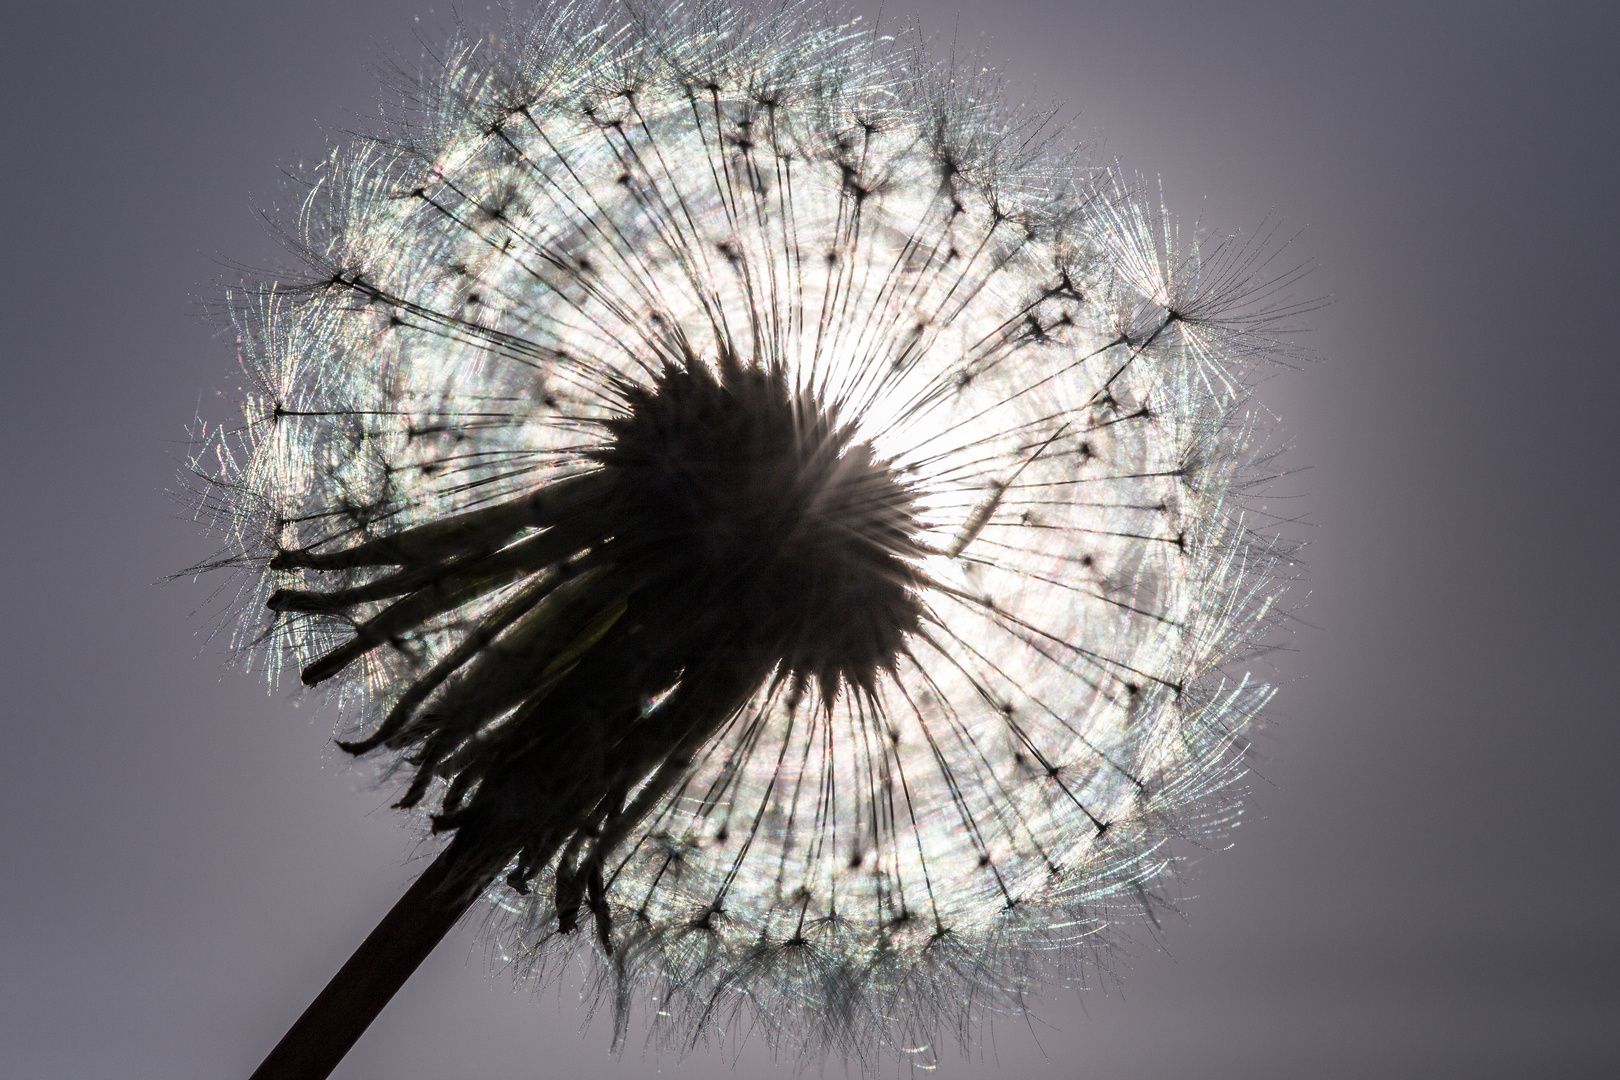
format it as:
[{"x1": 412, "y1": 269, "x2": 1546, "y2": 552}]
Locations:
[{"x1": 197, "y1": 0, "x2": 1300, "y2": 1066}]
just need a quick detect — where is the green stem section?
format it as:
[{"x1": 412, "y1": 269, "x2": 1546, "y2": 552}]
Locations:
[{"x1": 247, "y1": 834, "x2": 514, "y2": 1080}]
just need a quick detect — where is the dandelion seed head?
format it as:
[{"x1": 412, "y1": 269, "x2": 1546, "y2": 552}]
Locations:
[{"x1": 195, "y1": 0, "x2": 1301, "y2": 1067}]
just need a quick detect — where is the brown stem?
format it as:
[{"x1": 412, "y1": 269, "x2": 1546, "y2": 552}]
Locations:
[{"x1": 248, "y1": 835, "x2": 514, "y2": 1080}]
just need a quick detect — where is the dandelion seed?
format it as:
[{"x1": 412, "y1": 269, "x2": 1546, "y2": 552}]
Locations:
[{"x1": 191, "y1": 2, "x2": 1303, "y2": 1075}]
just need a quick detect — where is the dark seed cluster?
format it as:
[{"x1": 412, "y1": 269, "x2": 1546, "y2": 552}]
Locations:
[
  {"x1": 592, "y1": 356, "x2": 924, "y2": 704},
  {"x1": 265, "y1": 355, "x2": 927, "y2": 949}
]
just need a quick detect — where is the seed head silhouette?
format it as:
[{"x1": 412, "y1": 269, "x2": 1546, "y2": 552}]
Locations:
[{"x1": 192, "y1": 2, "x2": 1304, "y2": 1076}]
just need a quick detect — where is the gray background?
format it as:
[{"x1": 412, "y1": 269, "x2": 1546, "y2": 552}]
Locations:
[{"x1": 2, "y1": 1, "x2": 1616, "y2": 1077}]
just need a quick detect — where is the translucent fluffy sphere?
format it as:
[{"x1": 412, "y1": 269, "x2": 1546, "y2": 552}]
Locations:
[{"x1": 200, "y1": 0, "x2": 1298, "y2": 1064}]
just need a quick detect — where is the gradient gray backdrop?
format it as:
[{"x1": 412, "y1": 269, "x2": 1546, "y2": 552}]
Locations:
[{"x1": 3, "y1": 1, "x2": 1616, "y2": 1077}]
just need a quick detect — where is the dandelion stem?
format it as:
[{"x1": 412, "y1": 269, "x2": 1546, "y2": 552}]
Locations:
[{"x1": 247, "y1": 834, "x2": 514, "y2": 1080}]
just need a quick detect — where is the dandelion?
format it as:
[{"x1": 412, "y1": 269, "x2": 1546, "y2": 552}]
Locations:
[{"x1": 193, "y1": 2, "x2": 1302, "y2": 1076}]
